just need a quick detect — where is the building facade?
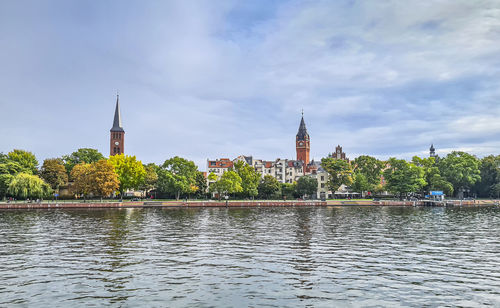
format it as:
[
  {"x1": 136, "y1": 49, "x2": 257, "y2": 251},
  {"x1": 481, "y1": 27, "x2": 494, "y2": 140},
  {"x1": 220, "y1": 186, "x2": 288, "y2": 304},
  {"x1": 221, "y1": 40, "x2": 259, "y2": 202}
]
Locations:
[
  {"x1": 329, "y1": 145, "x2": 349, "y2": 162},
  {"x1": 110, "y1": 95, "x2": 124, "y2": 156}
]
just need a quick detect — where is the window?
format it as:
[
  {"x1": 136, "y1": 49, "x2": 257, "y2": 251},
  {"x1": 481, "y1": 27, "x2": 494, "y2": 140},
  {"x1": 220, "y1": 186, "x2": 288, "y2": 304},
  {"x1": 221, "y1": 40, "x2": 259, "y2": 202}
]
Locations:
[
  {"x1": 321, "y1": 176, "x2": 324, "y2": 181},
  {"x1": 321, "y1": 183, "x2": 325, "y2": 188}
]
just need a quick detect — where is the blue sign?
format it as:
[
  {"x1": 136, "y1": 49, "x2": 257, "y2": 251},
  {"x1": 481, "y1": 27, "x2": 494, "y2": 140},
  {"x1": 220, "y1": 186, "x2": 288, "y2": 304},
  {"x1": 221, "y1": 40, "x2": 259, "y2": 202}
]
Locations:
[
  {"x1": 430, "y1": 191, "x2": 444, "y2": 196},
  {"x1": 54, "y1": 193, "x2": 59, "y2": 197}
]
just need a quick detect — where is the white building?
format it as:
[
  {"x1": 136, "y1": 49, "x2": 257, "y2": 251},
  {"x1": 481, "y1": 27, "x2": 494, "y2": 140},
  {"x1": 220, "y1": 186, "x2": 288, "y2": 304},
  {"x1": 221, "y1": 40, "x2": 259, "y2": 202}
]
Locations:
[{"x1": 207, "y1": 156, "x2": 305, "y2": 184}]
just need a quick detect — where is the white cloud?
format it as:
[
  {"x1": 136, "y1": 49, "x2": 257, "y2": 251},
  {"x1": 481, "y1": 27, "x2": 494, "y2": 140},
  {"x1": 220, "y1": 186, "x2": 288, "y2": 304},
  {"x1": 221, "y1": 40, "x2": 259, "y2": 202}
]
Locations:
[{"x1": 1, "y1": 0, "x2": 500, "y2": 168}]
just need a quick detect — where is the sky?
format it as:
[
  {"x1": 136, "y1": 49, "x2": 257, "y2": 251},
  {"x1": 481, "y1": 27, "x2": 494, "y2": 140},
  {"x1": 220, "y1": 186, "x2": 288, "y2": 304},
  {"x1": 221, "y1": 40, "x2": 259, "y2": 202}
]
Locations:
[{"x1": 1, "y1": 0, "x2": 500, "y2": 170}]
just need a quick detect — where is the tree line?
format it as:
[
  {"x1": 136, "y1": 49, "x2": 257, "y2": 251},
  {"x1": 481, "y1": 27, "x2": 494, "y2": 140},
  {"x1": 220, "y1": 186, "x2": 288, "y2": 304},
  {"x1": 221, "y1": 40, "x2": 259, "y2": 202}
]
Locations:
[
  {"x1": 1, "y1": 148, "x2": 499, "y2": 201},
  {"x1": 321, "y1": 151, "x2": 499, "y2": 199},
  {"x1": 0, "y1": 148, "x2": 319, "y2": 201}
]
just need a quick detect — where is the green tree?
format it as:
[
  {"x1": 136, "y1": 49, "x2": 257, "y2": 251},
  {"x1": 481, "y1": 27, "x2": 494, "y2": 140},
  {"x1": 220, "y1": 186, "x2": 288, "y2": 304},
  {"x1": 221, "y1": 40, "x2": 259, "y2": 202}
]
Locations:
[
  {"x1": 207, "y1": 172, "x2": 219, "y2": 198},
  {"x1": 352, "y1": 155, "x2": 384, "y2": 192},
  {"x1": 0, "y1": 152, "x2": 7, "y2": 164},
  {"x1": 108, "y1": 154, "x2": 146, "y2": 196},
  {"x1": 0, "y1": 161, "x2": 25, "y2": 198},
  {"x1": 7, "y1": 173, "x2": 52, "y2": 199},
  {"x1": 281, "y1": 182, "x2": 297, "y2": 200},
  {"x1": 7, "y1": 149, "x2": 38, "y2": 174},
  {"x1": 63, "y1": 148, "x2": 105, "y2": 174},
  {"x1": 383, "y1": 158, "x2": 426, "y2": 199},
  {"x1": 91, "y1": 160, "x2": 120, "y2": 199},
  {"x1": 194, "y1": 171, "x2": 208, "y2": 199},
  {"x1": 438, "y1": 151, "x2": 481, "y2": 197},
  {"x1": 296, "y1": 176, "x2": 318, "y2": 199},
  {"x1": 40, "y1": 158, "x2": 68, "y2": 191},
  {"x1": 412, "y1": 156, "x2": 453, "y2": 196},
  {"x1": 157, "y1": 156, "x2": 198, "y2": 200},
  {"x1": 321, "y1": 157, "x2": 353, "y2": 192},
  {"x1": 234, "y1": 160, "x2": 260, "y2": 199},
  {"x1": 139, "y1": 163, "x2": 159, "y2": 196},
  {"x1": 258, "y1": 175, "x2": 281, "y2": 199},
  {"x1": 214, "y1": 170, "x2": 243, "y2": 198},
  {"x1": 475, "y1": 155, "x2": 500, "y2": 198},
  {"x1": 351, "y1": 172, "x2": 370, "y2": 195}
]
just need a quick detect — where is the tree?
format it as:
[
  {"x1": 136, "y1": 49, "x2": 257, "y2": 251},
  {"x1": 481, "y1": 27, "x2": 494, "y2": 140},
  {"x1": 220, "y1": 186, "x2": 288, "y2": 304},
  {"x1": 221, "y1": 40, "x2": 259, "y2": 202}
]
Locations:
[
  {"x1": 0, "y1": 161, "x2": 25, "y2": 198},
  {"x1": 281, "y1": 182, "x2": 297, "y2": 200},
  {"x1": 383, "y1": 158, "x2": 426, "y2": 199},
  {"x1": 7, "y1": 173, "x2": 52, "y2": 199},
  {"x1": 139, "y1": 163, "x2": 159, "y2": 196},
  {"x1": 296, "y1": 176, "x2": 318, "y2": 199},
  {"x1": 207, "y1": 172, "x2": 219, "y2": 198},
  {"x1": 258, "y1": 175, "x2": 281, "y2": 199},
  {"x1": 40, "y1": 158, "x2": 68, "y2": 191},
  {"x1": 234, "y1": 160, "x2": 260, "y2": 199},
  {"x1": 157, "y1": 156, "x2": 198, "y2": 200},
  {"x1": 438, "y1": 151, "x2": 481, "y2": 197},
  {"x1": 108, "y1": 154, "x2": 146, "y2": 196},
  {"x1": 0, "y1": 152, "x2": 7, "y2": 164},
  {"x1": 475, "y1": 155, "x2": 500, "y2": 198},
  {"x1": 352, "y1": 155, "x2": 384, "y2": 192},
  {"x1": 351, "y1": 172, "x2": 370, "y2": 195},
  {"x1": 70, "y1": 163, "x2": 94, "y2": 198},
  {"x1": 215, "y1": 170, "x2": 243, "y2": 198},
  {"x1": 91, "y1": 160, "x2": 120, "y2": 199},
  {"x1": 63, "y1": 148, "x2": 105, "y2": 174},
  {"x1": 321, "y1": 157, "x2": 353, "y2": 192},
  {"x1": 7, "y1": 149, "x2": 38, "y2": 174},
  {"x1": 194, "y1": 171, "x2": 208, "y2": 199},
  {"x1": 412, "y1": 156, "x2": 453, "y2": 196}
]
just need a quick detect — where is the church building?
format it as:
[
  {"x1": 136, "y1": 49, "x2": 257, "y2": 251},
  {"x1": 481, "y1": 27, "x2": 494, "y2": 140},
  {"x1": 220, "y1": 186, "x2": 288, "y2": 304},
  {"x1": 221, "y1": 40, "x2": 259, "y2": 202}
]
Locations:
[
  {"x1": 110, "y1": 95, "x2": 124, "y2": 156},
  {"x1": 296, "y1": 113, "x2": 310, "y2": 172}
]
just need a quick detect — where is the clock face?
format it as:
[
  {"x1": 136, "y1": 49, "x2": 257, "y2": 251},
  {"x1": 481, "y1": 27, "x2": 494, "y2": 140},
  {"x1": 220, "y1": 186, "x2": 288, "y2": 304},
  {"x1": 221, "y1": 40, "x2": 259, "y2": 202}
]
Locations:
[
  {"x1": 299, "y1": 142, "x2": 304, "y2": 146},
  {"x1": 115, "y1": 141, "x2": 120, "y2": 146}
]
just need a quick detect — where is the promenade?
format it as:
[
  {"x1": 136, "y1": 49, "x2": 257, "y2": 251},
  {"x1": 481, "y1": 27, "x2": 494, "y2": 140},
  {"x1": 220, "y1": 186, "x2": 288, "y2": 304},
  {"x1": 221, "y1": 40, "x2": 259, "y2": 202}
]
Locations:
[{"x1": 0, "y1": 199, "x2": 498, "y2": 209}]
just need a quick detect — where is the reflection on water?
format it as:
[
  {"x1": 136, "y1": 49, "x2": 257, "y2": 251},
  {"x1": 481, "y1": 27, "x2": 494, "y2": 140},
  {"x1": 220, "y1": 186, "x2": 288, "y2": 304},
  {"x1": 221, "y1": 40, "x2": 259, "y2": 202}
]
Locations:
[{"x1": 0, "y1": 206, "x2": 499, "y2": 307}]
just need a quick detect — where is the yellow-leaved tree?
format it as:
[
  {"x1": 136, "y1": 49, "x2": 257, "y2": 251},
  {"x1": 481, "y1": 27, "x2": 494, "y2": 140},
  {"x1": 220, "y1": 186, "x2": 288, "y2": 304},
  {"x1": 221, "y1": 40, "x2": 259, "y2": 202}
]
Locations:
[
  {"x1": 91, "y1": 160, "x2": 119, "y2": 199},
  {"x1": 70, "y1": 163, "x2": 93, "y2": 199},
  {"x1": 108, "y1": 154, "x2": 146, "y2": 197}
]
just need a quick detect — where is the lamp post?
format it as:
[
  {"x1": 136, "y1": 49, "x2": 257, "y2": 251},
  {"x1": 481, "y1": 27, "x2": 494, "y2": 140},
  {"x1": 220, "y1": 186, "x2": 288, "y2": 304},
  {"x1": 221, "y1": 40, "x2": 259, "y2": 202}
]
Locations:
[{"x1": 225, "y1": 195, "x2": 229, "y2": 207}]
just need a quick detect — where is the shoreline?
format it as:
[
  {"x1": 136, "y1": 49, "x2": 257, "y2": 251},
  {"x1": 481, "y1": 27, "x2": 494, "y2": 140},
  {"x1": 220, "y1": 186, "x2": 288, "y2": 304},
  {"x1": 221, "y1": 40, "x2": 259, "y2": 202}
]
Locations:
[{"x1": 0, "y1": 199, "x2": 498, "y2": 210}]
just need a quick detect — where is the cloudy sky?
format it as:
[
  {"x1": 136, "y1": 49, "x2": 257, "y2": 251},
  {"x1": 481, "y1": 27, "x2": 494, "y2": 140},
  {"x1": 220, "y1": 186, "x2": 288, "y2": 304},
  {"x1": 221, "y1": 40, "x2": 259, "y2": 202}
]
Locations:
[{"x1": 1, "y1": 0, "x2": 500, "y2": 170}]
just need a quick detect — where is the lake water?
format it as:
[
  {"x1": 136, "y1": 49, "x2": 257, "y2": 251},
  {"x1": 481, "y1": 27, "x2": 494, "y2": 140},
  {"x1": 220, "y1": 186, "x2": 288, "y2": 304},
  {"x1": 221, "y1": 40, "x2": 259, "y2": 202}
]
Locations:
[{"x1": 0, "y1": 206, "x2": 499, "y2": 307}]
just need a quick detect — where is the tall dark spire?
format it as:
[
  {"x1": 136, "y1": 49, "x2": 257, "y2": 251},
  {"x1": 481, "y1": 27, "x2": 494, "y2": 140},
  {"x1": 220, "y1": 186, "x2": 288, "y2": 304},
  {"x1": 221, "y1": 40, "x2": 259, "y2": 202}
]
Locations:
[
  {"x1": 111, "y1": 94, "x2": 124, "y2": 132},
  {"x1": 296, "y1": 113, "x2": 309, "y2": 141}
]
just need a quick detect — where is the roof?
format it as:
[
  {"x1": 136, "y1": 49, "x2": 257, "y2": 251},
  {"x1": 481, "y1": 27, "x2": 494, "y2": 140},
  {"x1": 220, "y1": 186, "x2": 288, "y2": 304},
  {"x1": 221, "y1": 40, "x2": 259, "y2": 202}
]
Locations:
[
  {"x1": 296, "y1": 116, "x2": 309, "y2": 140},
  {"x1": 110, "y1": 95, "x2": 124, "y2": 132},
  {"x1": 208, "y1": 159, "x2": 233, "y2": 168}
]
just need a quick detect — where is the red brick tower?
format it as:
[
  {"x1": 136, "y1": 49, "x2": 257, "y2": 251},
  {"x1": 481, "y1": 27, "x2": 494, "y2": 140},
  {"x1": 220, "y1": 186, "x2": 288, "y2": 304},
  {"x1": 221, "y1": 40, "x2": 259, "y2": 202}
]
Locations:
[
  {"x1": 110, "y1": 95, "x2": 124, "y2": 156},
  {"x1": 296, "y1": 112, "x2": 310, "y2": 170}
]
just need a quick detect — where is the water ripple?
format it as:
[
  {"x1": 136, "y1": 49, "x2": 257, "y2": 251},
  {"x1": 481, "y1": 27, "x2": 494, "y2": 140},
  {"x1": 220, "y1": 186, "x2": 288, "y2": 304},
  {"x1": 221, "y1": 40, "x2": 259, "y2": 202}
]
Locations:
[{"x1": 0, "y1": 206, "x2": 499, "y2": 307}]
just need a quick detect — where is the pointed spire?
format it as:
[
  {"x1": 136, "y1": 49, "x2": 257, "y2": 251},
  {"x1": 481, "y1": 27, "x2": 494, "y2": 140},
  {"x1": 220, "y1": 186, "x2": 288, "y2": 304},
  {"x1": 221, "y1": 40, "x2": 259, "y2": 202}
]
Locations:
[
  {"x1": 296, "y1": 112, "x2": 309, "y2": 140},
  {"x1": 110, "y1": 94, "x2": 124, "y2": 132}
]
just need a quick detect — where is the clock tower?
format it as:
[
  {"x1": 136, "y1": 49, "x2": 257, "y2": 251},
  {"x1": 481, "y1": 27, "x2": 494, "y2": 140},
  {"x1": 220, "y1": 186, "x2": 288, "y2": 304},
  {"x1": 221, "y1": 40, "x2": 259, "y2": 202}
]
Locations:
[
  {"x1": 110, "y1": 95, "x2": 125, "y2": 156},
  {"x1": 296, "y1": 112, "x2": 310, "y2": 169}
]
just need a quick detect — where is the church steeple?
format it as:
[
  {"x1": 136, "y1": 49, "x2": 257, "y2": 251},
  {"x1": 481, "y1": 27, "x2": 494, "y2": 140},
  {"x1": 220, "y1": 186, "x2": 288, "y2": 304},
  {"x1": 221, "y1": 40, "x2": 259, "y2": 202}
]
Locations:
[
  {"x1": 296, "y1": 112, "x2": 310, "y2": 169},
  {"x1": 296, "y1": 113, "x2": 309, "y2": 141},
  {"x1": 110, "y1": 94, "x2": 125, "y2": 156},
  {"x1": 111, "y1": 94, "x2": 124, "y2": 132}
]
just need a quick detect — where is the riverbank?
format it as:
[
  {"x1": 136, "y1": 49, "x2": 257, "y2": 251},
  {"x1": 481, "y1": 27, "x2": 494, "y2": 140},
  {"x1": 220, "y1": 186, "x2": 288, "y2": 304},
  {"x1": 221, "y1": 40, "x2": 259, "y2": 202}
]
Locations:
[{"x1": 0, "y1": 199, "x2": 498, "y2": 209}]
